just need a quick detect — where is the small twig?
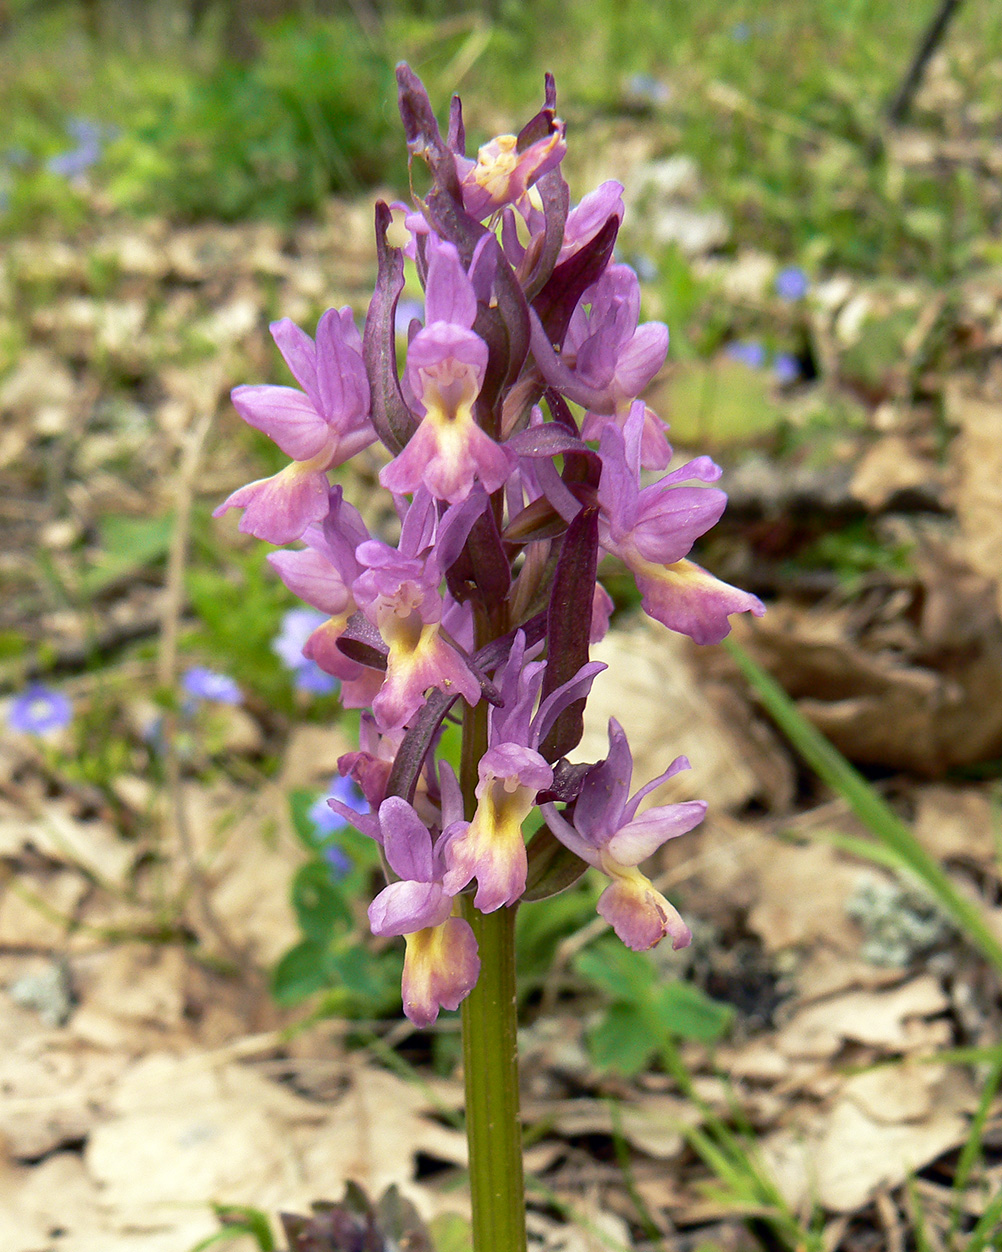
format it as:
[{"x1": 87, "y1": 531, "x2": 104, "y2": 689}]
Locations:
[
  {"x1": 156, "y1": 409, "x2": 258, "y2": 999},
  {"x1": 885, "y1": 0, "x2": 965, "y2": 128}
]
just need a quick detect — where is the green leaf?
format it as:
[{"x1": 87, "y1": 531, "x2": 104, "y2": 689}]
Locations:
[
  {"x1": 428, "y1": 1212, "x2": 473, "y2": 1252},
  {"x1": 288, "y1": 788, "x2": 321, "y2": 851},
  {"x1": 327, "y1": 945, "x2": 401, "y2": 1003},
  {"x1": 270, "y1": 940, "x2": 330, "y2": 1006},
  {"x1": 573, "y1": 939, "x2": 657, "y2": 1001},
  {"x1": 193, "y1": 1206, "x2": 276, "y2": 1252},
  {"x1": 82, "y1": 513, "x2": 173, "y2": 595},
  {"x1": 586, "y1": 1001, "x2": 660, "y2": 1076},
  {"x1": 648, "y1": 981, "x2": 734, "y2": 1043},
  {"x1": 523, "y1": 824, "x2": 589, "y2": 902},
  {"x1": 291, "y1": 860, "x2": 351, "y2": 942}
]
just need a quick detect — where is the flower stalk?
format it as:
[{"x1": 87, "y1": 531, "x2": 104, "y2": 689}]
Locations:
[
  {"x1": 216, "y1": 61, "x2": 764, "y2": 1252},
  {"x1": 461, "y1": 900, "x2": 526, "y2": 1252}
]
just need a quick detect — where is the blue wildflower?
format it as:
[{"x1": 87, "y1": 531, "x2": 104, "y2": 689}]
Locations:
[
  {"x1": 775, "y1": 266, "x2": 809, "y2": 301},
  {"x1": 309, "y1": 775, "x2": 368, "y2": 837},
  {"x1": 394, "y1": 298, "x2": 425, "y2": 337},
  {"x1": 273, "y1": 607, "x2": 340, "y2": 695},
  {"x1": 724, "y1": 340, "x2": 767, "y2": 369},
  {"x1": 8, "y1": 686, "x2": 73, "y2": 735},
  {"x1": 182, "y1": 667, "x2": 243, "y2": 705},
  {"x1": 273, "y1": 607, "x2": 327, "y2": 670},
  {"x1": 625, "y1": 73, "x2": 671, "y2": 106},
  {"x1": 45, "y1": 118, "x2": 117, "y2": 181},
  {"x1": 293, "y1": 665, "x2": 340, "y2": 696},
  {"x1": 773, "y1": 352, "x2": 800, "y2": 385}
]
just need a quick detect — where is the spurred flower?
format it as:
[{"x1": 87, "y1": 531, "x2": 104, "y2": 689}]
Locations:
[
  {"x1": 353, "y1": 490, "x2": 485, "y2": 731},
  {"x1": 456, "y1": 122, "x2": 566, "y2": 222},
  {"x1": 379, "y1": 239, "x2": 512, "y2": 504},
  {"x1": 214, "y1": 310, "x2": 374, "y2": 543},
  {"x1": 444, "y1": 633, "x2": 604, "y2": 912},
  {"x1": 329, "y1": 773, "x2": 479, "y2": 1026},
  {"x1": 597, "y1": 405, "x2": 765, "y2": 644},
  {"x1": 542, "y1": 719, "x2": 705, "y2": 950},
  {"x1": 268, "y1": 487, "x2": 370, "y2": 682}
]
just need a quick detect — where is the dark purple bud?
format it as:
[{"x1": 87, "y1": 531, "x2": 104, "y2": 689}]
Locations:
[
  {"x1": 538, "y1": 505, "x2": 599, "y2": 761},
  {"x1": 444, "y1": 498, "x2": 511, "y2": 609},
  {"x1": 363, "y1": 202, "x2": 417, "y2": 454},
  {"x1": 521, "y1": 169, "x2": 570, "y2": 301},
  {"x1": 532, "y1": 212, "x2": 620, "y2": 349},
  {"x1": 523, "y1": 823, "x2": 588, "y2": 901},
  {"x1": 448, "y1": 94, "x2": 465, "y2": 155}
]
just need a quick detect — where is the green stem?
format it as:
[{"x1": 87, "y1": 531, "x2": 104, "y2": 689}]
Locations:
[
  {"x1": 459, "y1": 610, "x2": 527, "y2": 1252},
  {"x1": 460, "y1": 897, "x2": 527, "y2": 1252}
]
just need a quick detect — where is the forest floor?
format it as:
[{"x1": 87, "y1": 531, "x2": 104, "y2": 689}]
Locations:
[{"x1": 2, "y1": 43, "x2": 1002, "y2": 1252}]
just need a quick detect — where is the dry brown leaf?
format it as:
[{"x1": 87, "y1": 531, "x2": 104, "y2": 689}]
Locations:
[
  {"x1": 913, "y1": 785, "x2": 997, "y2": 864},
  {"x1": 69, "y1": 945, "x2": 188, "y2": 1043},
  {"x1": 280, "y1": 724, "x2": 358, "y2": 790},
  {"x1": 573, "y1": 619, "x2": 777, "y2": 812},
  {"x1": 0, "y1": 869, "x2": 87, "y2": 948},
  {"x1": 850, "y1": 435, "x2": 942, "y2": 510},
  {"x1": 84, "y1": 1053, "x2": 465, "y2": 1234},
  {"x1": 946, "y1": 377, "x2": 1002, "y2": 619},
  {"x1": 762, "y1": 1066, "x2": 972, "y2": 1213},
  {"x1": 173, "y1": 783, "x2": 302, "y2": 966},
  {"x1": 0, "y1": 1032, "x2": 125, "y2": 1159},
  {"x1": 840, "y1": 1062, "x2": 968, "y2": 1124},
  {"x1": 0, "y1": 805, "x2": 134, "y2": 888},
  {"x1": 774, "y1": 974, "x2": 951, "y2": 1059},
  {"x1": 738, "y1": 597, "x2": 1002, "y2": 774},
  {"x1": 746, "y1": 839, "x2": 865, "y2": 954},
  {"x1": 523, "y1": 1095, "x2": 696, "y2": 1160},
  {"x1": 299, "y1": 1062, "x2": 468, "y2": 1207}
]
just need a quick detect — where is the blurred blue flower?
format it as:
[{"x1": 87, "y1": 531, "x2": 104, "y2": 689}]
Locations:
[
  {"x1": 775, "y1": 266, "x2": 809, "y2": 301},
  {"x1": 273, "y1": 607, "x2": 339, "y2": 695},
  {"x1": 8, "y1": 685, "x2": 73, "y2": 735},
  {"x1": 308, "y1": 776, "x2": 368, "y2": 880},
  {"x1": 724, "y1": 340, "x2": 767, "y2": 369},
  {"x1": 273, "y1": 607, "x2": 326, "y2": 669},
  {"x1": 46, "y1": 117, "x2": 113, "y2": 181},
  {"x1": 631, "y1": 253, "x2": 659, "y2": 283},
  {"x1": 773, "y1": 352, "x2": 801, "y2": 385},
  {"x1": 394, "y1": 298, "x2": 424, "y2": 337},
  {"x1": 625, "y1": 73, "x2": 671, "y2": 105},
  {"x1": 731, "y1": 21, "x2": 751, "y2": 41},
  {"x1": 294, "y1": 664, "x2": 339, "y2": 696},
  {"x1": 322, "y1": 843, "x2": 353, "y2": 879},
  {"x1": 309, "y1": 774, "x2": 368, "y2": 837},
  {"x1": 182, "y1": 667, "x2": 243, "y2": 705}
]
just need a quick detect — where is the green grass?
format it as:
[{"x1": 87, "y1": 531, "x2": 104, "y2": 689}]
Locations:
[{"x1": 4, "y1": 0, "x2": 1002, "y2": 276}]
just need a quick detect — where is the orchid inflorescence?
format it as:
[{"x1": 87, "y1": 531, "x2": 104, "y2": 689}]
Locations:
[{"x1": 216, "y1": 65, "x2": 764, "y2": 1028}]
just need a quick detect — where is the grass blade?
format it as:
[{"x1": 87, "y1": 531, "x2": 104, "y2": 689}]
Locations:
[{"x1": 724, "y1": 639, "x2": 1002, "y2": 974}]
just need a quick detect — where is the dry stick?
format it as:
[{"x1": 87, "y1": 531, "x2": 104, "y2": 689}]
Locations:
[
  {"x1": 157, "y1": 409, "x2": 257, "y2": 995},
  {"x1": 866, "y1": 0, "x2": 966, "y2": 161},
  {"x1": 886, "y1": 0, "x2": 965, "y2": 127}
]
